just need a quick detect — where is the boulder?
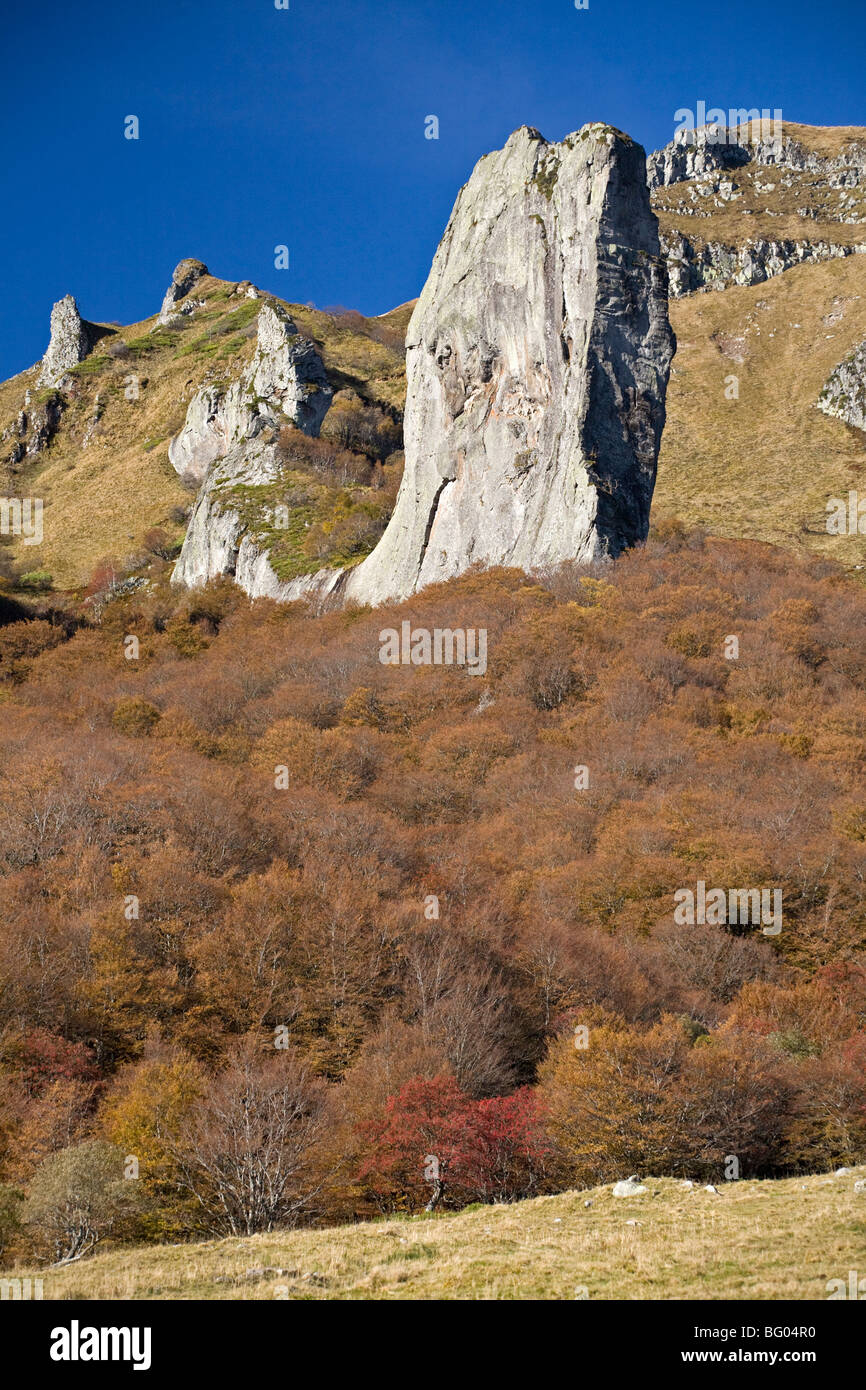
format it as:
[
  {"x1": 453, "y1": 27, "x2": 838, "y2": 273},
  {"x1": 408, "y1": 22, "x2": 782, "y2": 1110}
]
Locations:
[{"x1": 613, "y1": 1176, "x2": 647, "y2": 1197}]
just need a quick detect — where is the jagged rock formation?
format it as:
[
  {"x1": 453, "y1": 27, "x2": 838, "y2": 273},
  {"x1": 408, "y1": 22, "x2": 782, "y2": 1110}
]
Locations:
[
  {"x1": 342, "y1": 123, "x2": 675, "y2": 606},
  {"x1": 170, "y1": 302, "x2": 333, "y2": 586},
  {"x1": 818, "y1": 338, "x2": 866, "y2": 432},
  {"x1": 663, "y1": 230, "x2": 866, "y2": 298},
  {"x1": 171, "y1": 123, "x2": 675, "y2": 607},
  {"x1": 168, "y1": 382, "x2": 252, "y2": 488},
  {"x1": 174, "y1": 429, "x2": 346, "y2": 601},
  {"x1": 157, "y1": 258, "x2": 209, "y2": 325},
  {"x1": 169, "y1": 301, "x2": 332, "y2": 486},
  {"x1": 38, "y1": 295, "x2": 95, "y2": 387},
  {"x1": 648, "y1": 126, "x2": 866, "y2": 191},
  {"x1": 649, "y1": 127, "x2": 866, "y2": 295},
  {"x1": 1, "y1": 392, "x2": 65, "y2": 464}
]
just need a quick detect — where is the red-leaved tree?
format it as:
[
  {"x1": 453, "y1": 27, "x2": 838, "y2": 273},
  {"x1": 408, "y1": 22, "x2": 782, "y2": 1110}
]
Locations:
[{"x1": 357, "y1": 1075, "x2": 551, "y2": 1211}]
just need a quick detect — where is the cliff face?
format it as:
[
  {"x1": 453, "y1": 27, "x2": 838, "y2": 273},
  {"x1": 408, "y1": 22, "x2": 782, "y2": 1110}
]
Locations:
[
  {"x1": 169, "y1": 303, "x2": 333, "y2": 589},
  {"x1": 662, "y1": 231, "x2": 866, "y2": 298},
  {"x1": 818, "y1": 338, "x2": 866, "y2": 433},
  {"x1": 649, "y1": 125, "x2": 866, "y2": 296},
  {"x1": 168, "y1": 123, "x2": 675, "y2": 608},
  {"x1": 647, "y1": 127, "x2": 866, "y2": 191},
  {"x1": 342, "y1": 123, "x2": 675, "y2": 606}
]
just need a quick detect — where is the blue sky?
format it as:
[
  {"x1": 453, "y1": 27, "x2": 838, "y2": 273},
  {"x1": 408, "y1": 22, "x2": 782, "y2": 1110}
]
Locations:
[{"x1": 0, "y1": 0, "x2": 864, "y2": 380}]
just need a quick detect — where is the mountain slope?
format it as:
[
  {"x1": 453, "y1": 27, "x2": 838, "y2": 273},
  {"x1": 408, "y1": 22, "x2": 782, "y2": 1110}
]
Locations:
[
  {"x1": 2, "y1": 122, "x2": 866, "y2": 592},
  {"x1": 655, "y1": 254, "x2": 866, "y2": 568},
  {"x1": 0, "y1": 279, "x2": 409, "y2": 588}
]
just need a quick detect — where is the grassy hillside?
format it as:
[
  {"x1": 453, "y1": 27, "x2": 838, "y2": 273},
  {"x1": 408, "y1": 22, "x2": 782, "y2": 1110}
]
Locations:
[
  {"x1": 653, "y1": 121, "x2": 866, "y2": 253},
  {"x1": 2, "y1": 122, "x2": 866, "y2": 588},
  {"x1": 7, "y1": 1166, "x2": 864, "y2": 1301},
  {"x1": 0, "y1": 280, "x2": 409, "y2": 588},
  {"x1": 655, "y1": 253, "x2": 866, "y2": 570}
]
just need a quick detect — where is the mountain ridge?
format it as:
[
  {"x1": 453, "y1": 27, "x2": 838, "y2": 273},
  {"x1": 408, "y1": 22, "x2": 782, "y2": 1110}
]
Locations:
[{"x1": 1, "y1": 120, "x2": 865, "y2": 594}]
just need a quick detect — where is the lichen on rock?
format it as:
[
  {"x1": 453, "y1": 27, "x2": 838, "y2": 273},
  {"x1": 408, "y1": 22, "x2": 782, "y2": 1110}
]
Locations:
[
  {"x1": 38, "y1": 296, "x2": 95, "y2": 388},
  {"x1": 817, "y1": 338, "x2": 866, "y2": 432}
]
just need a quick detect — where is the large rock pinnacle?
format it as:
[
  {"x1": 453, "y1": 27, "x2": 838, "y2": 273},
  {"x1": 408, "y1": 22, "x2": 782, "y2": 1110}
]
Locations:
[
  {"x1": 344, "y1": 123, "x2": 675, "y2": 606},
  {"x1": 38, "y1": 295, "x2": 94, "y2": 387},
  {"x1": 169, "y1": 123, "x2": 675, "y2": 608}
]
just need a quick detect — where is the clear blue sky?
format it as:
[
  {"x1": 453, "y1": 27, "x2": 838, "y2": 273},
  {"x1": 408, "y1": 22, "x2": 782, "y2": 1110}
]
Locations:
[{"x1": 1, "y1": 0, "x2": 864, "y2": 380}]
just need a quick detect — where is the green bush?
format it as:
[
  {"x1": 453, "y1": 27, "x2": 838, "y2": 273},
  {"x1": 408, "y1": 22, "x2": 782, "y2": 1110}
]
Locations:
[
  {"x1": 25, "y1": 1141, "x2": 142, "y2": 1264},
  {"x1": 111, "y1": 697, "x2": 162, "y2": 736},
  {"x1": 18, "y1": 571, "x2": 53, "y2": 592}
]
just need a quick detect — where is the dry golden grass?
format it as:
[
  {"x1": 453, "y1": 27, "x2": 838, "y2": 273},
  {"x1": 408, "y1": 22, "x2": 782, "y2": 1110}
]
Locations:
[
  {"x1": 653, "y1": 122, "x2": 866, "y2": 252},
  {"x1": 654, "y1": 253, "x2": 866, "y2": 570},
  {"x1": 5, "y1": 1167, "x2": 865, "y2": 1301},
  {"x1": 0, "y1": 280, "x2": 407, "y2": 587},
  {"x1": 775, "y1": 122, "x2": 866, "y2": 161}
]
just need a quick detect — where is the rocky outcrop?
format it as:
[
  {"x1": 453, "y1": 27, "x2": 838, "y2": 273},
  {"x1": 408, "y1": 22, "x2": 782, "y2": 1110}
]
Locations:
[
  {"x1": 171, "y1": 431, "x2": 346, "y2": 601},
  {"x1": 663, "y1": 230, "x2": 866, "y2": 297},
  {"x1": 1, "y1": 391, "x2": 65, "y2": 464},
  {"x1": 340, "y1": 123, "x2": 675, "y2": 606},
  {"x1": 648, "y1": 127, "x2": 866, "y2": 190},
  {"x1": 157, "y1": 258, "x2": 209, "y2": 325},
  {"x1": 247, "y1": 304, "x2": 332, "y2": 433},
  {"x1": 649, "y1": 128, "x2": 866, "y2": 294},
  {"x1": 38, "y1": 296, "x2": 96, "y2": 387},
  {"x1": 172, "y1": 124, "x2": 674, "y2": 608},
  {"x1": 170, "y1": 303, "x2": 333, "y2": 587},
  {"x1": 647, "y1": 129, "x2": 751, "y2": 190},
  {"x1": 168, "y1": 302, "x2": 332, "y2": 487},
  {"x1": 817, "y1": 338, "x2": 866, "y2": 432}
]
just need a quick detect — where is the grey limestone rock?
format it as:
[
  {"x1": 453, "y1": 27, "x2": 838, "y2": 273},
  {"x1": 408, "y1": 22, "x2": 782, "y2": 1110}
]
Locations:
[
  {"x1": 157, "y1": 258, "x2": 209, "y2": 326},
  {"x1": 172, "y1": 123, "x2": 675, "y2": 608},
  {"x1": 817, "y1": 337, "x2": 866, "y2": 432},
  {"x1": 343, "y1": 122, "x2": 675, "y2": 606},
  {"x1": 38, "y1": 295, "x2": 94, "y2": 387}
]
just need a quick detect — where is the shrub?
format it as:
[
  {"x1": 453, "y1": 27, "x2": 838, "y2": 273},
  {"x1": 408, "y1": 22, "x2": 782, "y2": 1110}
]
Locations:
[
  {"x1": 142, "y1": 528, "x2": 175, "y2": 560},
  {"x1": 357, "y1": 1075, "x2": 552, "y2": 1211},
  {"x1": 111, "y1": 697, "x2": 162, "y2": 736},
  {"x1": 25, "y1": 1140, "x2": 141, "y2": 1264},
  {"x1": 0, "y1": 619, "x2": 66, "y2": 681},
  {"x1": 18, "y1": 571, "x2": 53, "y2": 593}
]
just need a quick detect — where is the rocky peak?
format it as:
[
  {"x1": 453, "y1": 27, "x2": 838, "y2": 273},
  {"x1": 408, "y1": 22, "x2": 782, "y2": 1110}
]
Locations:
[
  {"x1": 171, "y1": 122, "x2": 674, "y2": 608},
  {"x1": 38, "y1": 294, "x2": 94, "y2": 387},
  {"x1": 168, "y1": 300, "x2": 332, "y2": 488},
  {"x1": 342, "y1": 121, "x2": 675, "y2": 606},
  {"x1": 157, "y1": 258, "x2": 209, "y2": 325}
]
